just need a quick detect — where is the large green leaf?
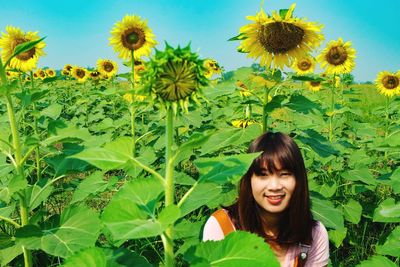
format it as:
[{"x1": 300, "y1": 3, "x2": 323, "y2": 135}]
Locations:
[
  {"x1": 342, "y1": 199, "x2": 362, "y2": 224},
  {"x1": 373, "y1": 198, "x2": 400, "y2": 222},
  {"x1": 185, "y1": 231, "x2": 279, "y2": 267},
  {"x1": 40, "y1": 103, "x2": 63, "y2": 120},
  {"x1": 71, "y1": 171, "x2": 117, "y2": 204},
  {"x1": 311, "y1": 195, "x2": 344, "y2": 230},
  {"x1": 179, "y1": 182, "x2": 222, "y2": 217},
  {"x1": 24, "y1": 181, "x2": 54, "y2": 212},
  {"x1": 7, "y1": 37, "x2": 46, "y2": 64},
  {"x1": 174, "y1": 131, "x2": 214, "y2": 164},
  {"x1": 101, "y1": 177, "x2": 171, "y2": 242},
  {"x1": 41, "y1": 124, "x2": 92, "y2": 147},
  {"x1": 61, "y1": 247, "x2": 151, "y2": 267},
  {"x1": 15, "y1": 205, "x2": 101, "y2": 258},
  {"x1": 341, "y1": 168, "x2": 377, "y2": 185},
  {"x1": 0, "y1": 243, "x2": 22, "y2": 266},
  {"x1": 376, "y1": 226, "x2": 400, "y2": 257},
  {"x1": 296, "y1": 135, "x2": 339, "y2": 158},
  {"x1": 355, "y1": 255, "x2": 397, "y2": 267},
  {"x1": 328, "y1": 228, "x2": 347, "y2": 248},
  {"x1": 195, "y1": 153, "x2": 260, "y2": 184},
  {"x1": 285, "y1": 94, "x2": 322, "y2": 114},
  {"x1": 0, "y1": 175, "x2": 27, "y2": 203}
]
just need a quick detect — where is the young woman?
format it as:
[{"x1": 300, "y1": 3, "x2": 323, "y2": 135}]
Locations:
[{"x1": 203, "y1": 132, "x2": 329, "y2": 267}]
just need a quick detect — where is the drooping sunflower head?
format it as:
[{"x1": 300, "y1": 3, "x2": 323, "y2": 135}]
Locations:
[
  {"x1": 317, "y1": 38, "x2": 356, "y2": 75},
  {"x1": 306, "y1": 80, "x2": 322, "y2": 92},
  {"x1": 375, "y1": 71, "x2": 400, "y2": 97},
  {"x1": 97, "y1": 59, "x2": 118, "y2": 77},
  {"x1": 109, "y1": 15, "x2": 157, "y2": 60},
  {"x1": 203, "y1": 58, "x2": 222, "y2": 78},
  {"x1": 70, "y1": 66, "x2": 89, "y2": 83},
  {"x1": 45, "y1": 68, "x2": 56, "y2": 77},
  {"x1": 237, "y1": 4, "x2": 324, "y2": 70},
  {"x1": 0, "y1": 26, "x2": 46, "y2": 72},
  {"x1": 141, "y1": 43, "x2": 209, "y2": 114},
  {"x1": 292, "y1": 56, "x2": 316, "y2": 75}
]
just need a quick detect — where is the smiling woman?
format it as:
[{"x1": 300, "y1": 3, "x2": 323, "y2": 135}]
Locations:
[{"x1": 203, "y1": 132, "x2": 329, "y2": 267}]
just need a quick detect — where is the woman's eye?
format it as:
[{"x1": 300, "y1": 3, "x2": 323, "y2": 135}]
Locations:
[{"x1": 280, "y1": 172, "x2": 291, "y2": 176}]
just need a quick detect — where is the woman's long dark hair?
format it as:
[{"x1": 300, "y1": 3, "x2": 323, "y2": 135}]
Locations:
[{"x1": 226, "y1": 132, "x2": 315, "y2": 245}]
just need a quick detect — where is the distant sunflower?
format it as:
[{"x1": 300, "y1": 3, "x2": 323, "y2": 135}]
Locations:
[
  {"x1": 236, "y1": 80, "x2": 252, "y2": 97},
  {"x1": 71, "y1": 66, "x2": 89, "y2": 83},
  {"x1": 0, "y1": 26, "x2": 46, "y2": 72},
  {"x1": 238, "y1": 4, "x2": 324, "y2": 69},
  {"x1": 317, "y1": 38, "x2": 356, "y2": 75},
  {"x1": 375, "y1": 71, "x2": 400, "y2": 97},
  {"x1": 90, "y1": 70, "x2": 101, "y2": 80},
  {"x1": 97, "y1": 59, "x2": 118, "y2": 77},
  {"x1": 123, "y1": 93, "x2": 147, "y2": 103},
  {"x1": 306, "y1": 81, "x2": 322, "y2": 92},
  {"x1": 109, "y1": 15, "x2": 157, "y2": 60},
  {"x1": 292, "y1": 56, "x2": 316, "y2": 75},
  {"x1": 62, "y1": 64, "x2": 73, "y2": 75},
  {"x1": 203, "y1": 59, "x2": 222, "y2": 78},
  {"x1": 231, "y1": 119, "x2": 257, "y2": 128},
  {"x1": 46, "y1": 68, "x2": 56, "y2": 77},
  {"x1": 6, "y1": 70, "x2": 18, "y2": 80},
  {"x1": 33, "y1": 72, "x2": 39, "y2": 79},
  {"x1": 142, "y1": 44, "x2": 209, "y2": 114},
  {"x1": 36, "y1": 69, "x2": 46, "y2": 80}
]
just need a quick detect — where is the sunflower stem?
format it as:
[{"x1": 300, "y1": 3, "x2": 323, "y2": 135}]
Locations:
[
  {"x1": 164, "y1": 107, "x2": 175, "y2": 267},
  {"x1": 30, "y1": 71, "x2": 41, "y2": 182},
  {"x1": 130, "y1": 49, "x2": 136, "y2": 157},
  {"x1": 384, "y1": 96, "x2": 390, "y2": 160},
  {"x1": 329, "y1": 83, "x2": 335, "y2": 142},
  {"x1": 262, "y1": 86, "x2": 270, "y2": 132},
  {"x1": 0, "y1": 58, "x2": 32, "y2": 267}
]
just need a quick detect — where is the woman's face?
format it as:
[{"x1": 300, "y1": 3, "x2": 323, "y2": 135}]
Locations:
[{"x1": 251, "y1": 161, "x2": 296, "y2": 215}]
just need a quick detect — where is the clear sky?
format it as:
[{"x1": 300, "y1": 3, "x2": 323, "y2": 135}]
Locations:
[{"x1": 1, "y1": 0, "x2": 399, "y2": 81}]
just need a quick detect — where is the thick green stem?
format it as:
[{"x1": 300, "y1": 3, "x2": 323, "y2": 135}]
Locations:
[
  {"x1": 329, "y1": 84, "x2": 335, "y2": 142},
  {"x1": 164, "y1": 107, "x2": 175, "y2": 267},
  {"x1": 130, "y1": 49, "x2": 136, "y2": 157},
  {"x1": 384, "y1": 97, "x2": 390, "y2": 160},
  {"x1": 262, "y1": 86, "x2": 270, "y2": 133},
  {"x1": 0, "y1": 59, "x2": 32, "y2": 267},
  {"x1": 30, "y1": 72, "x2": 41, "y2": 181}
]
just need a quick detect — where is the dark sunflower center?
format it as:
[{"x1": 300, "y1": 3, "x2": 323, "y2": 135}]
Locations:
[
  {"x1": 310, "y1": 81, "x2": 321, "y2": 87},
  {"x1": 259, "y1": 22, "x2": 305, "y2": 54},
  {"x1": 298, "y1": 59, "x2": 312, "y2": 71},
  {"x1": 103, "y1": 62, "x2": 114, "y2": 72},
  {"x1": 39, "y1": 71, "x2": 45, "y2": 78},
  {"x1": 326, "y1": 46, "x2": 348, "y2": 66},
  {"x1": 76, "y1": 69, "x2": 85, "y2": 78},
  {"x1": 91, "y1": 71, "x2": 100, "y2": 78},
  {"x1": 65, "y1": 65, "x2": 72, "y2": 71},
  {"x1": 155, "y1": 60, "x2": 197, "y2": 101},
  {"x1": 14, "y1": 38, "x2": 36, "y2": 61},
  {"x1": 121, "y1": 27, "x2": 146, "y2": 50},
  {"x1": 382, "y1": 75, "x2": 399, "y2": 90}
]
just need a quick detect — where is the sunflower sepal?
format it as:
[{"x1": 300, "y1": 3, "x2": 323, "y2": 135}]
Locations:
[
  {"x1": 228, "y1": 33, "x2": 247, "y2": 41},
  {"x1": 5, "y1": 37, "x2": 46, "y2": 68}
]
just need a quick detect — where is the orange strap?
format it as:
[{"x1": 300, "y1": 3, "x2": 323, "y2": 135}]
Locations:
[{"x1": 212, "y1": 209, "x2": 235, "y2": 236}]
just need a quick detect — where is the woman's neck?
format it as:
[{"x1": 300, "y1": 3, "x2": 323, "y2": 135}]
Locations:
[{"x1": 259, "y1": 210, "x2": 283, "y2": 237}]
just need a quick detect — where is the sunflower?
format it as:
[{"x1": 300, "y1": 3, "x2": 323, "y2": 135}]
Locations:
[
  {"x1": 0, "y1": 26, "x2": 46, "y2": 72},
  {"x1": 6, "y1": 70, "x2": 18, "y2": 80},
  {"x1": 237, "y1": 4, "x2": 324, "y2": 69},
  {"x1": 36, "y1": 69, "x2": 46, "y2": 80},
  {"x1": 46, "y1": 68, "x2": 56, "y2": 77},
  {"x1": 231, "y1": 119, "x2": 257, "y2": 128},
  {"x1": 306, "y1": 80, "x2": 322, "y2": 92},
  {"x1": 236, "y1": 80, "x2": 252, "y2": 97},
  {"x1": 203, "y1": 59, "x2": 222, "y2": 78},
  {"x1": 375, "y1": 71, "x2": 400, "y2": 97},
  {"x1": 62, "y1": 64, "x2": 73, "y2": 75},
  {"x1": 70, "y1": 66, "x2": 89, "y2": 83},
  {"x1": 142, "y1": 44, "x2": 209, "y2": 114},
  {"x1": 292, "y1": 56, "x2": 316, "y2": 75},
  {"x1": 317, "y1": 38, "x2": 356, "y2": 75},
  {"x1": 97, "y1": 59, "x2": 118, "y2": 77},
  {"x1": 33, "y1": 72, "x2": 39, "y2": 79},
  {"x1": 109, "y1": 15, "x2": 157, "y2": 60}
]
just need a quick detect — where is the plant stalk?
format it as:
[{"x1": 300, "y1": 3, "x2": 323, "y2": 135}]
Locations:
[
  {"x1": 262, "y1": 86, "x2": 270, "y2": 133},
  {"x1": 130, "y1": 49, "x2": 136, "y2": 157},
  {"x1": 329, "y1": 84, "x2": 335, "y2": 142},
  {"x1": 164, "y1": 107, "x2": 175, "y2": 267}
]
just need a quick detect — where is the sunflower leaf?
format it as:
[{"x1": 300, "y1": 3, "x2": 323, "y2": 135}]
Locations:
[
  {"x1": 227, "y1": 33, "x2": 247, "y2": 41},
  {"x1": 6, "y1": 37, "x2": 46, "y2": 67},
  {"x1": 279, "y1": 9, "x2": 289, "y2": 19}
]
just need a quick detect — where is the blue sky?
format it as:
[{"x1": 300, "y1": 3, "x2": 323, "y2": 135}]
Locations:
[{"x1": 1, "y1": 0, "x2": 399, "y2": 81}]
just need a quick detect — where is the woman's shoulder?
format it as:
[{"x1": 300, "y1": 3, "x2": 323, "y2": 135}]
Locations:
[
  {"x1": 312, "y1": 221, "x2": 329, "y2": 239},
  {"x1": 306, "y1": 221, "x2": 329, "y2": 266},
  {"x1": 202, "y1": 209, "x2": 236, "y2": 241}
]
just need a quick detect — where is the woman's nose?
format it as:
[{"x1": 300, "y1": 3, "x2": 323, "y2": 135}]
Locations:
[{"x1": 267, "y1": 175, "x2": 283, "y2": 190}]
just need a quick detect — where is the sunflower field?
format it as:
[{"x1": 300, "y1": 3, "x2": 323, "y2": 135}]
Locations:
[{"x1": 0, "y1": 3, "x2": 399, "y2": 267}]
